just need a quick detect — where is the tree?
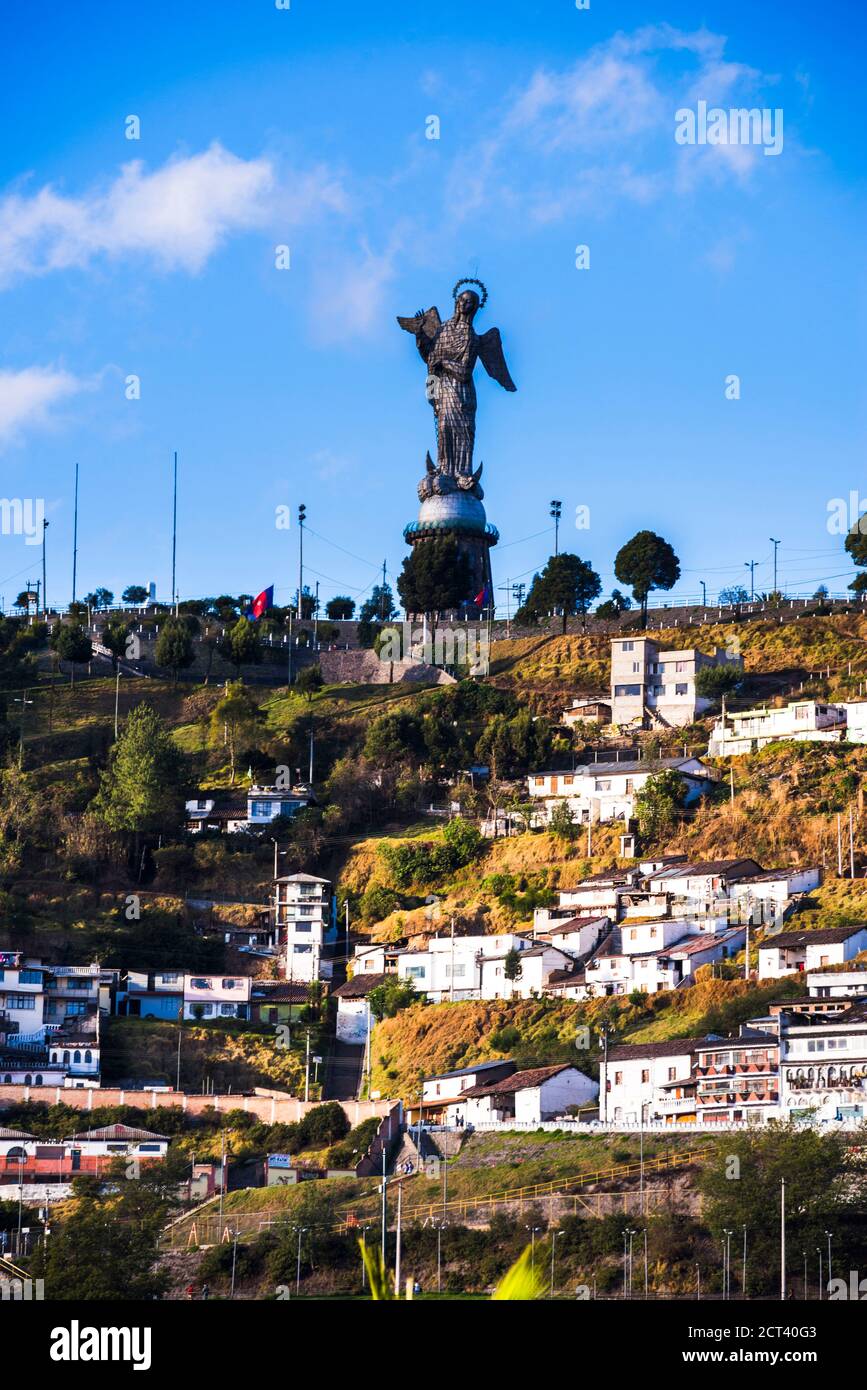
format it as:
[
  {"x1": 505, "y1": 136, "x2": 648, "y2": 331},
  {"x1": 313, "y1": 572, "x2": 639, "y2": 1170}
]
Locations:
[
  {"x1": 50, "y1": 622, "x2": 93, "y2": 685},
  {"x1": 503, "y1": 947, "x2": 524, "y2": 983},
  {"x1": 359, "y1": 583, "x2": 397, "y2": 624},
  {"x1": 845, "y1": 525, "x2": 867, "y2": 592},
  {"x1": 101, "y1": 620, "x2": 132, "y2": 671},
  {"x1": 210, "y1": 680, "x2": 263, "y2": 785},
  {"x1": 718, "y1": 585, "x2": 749, "y2": 607},
  {"x1": 34, "y1": 1170, "x2": 170, "y2": 1301},
  {"x1": 155, "y1": 618, "x2": 195, "y2": 682},
  {"x1": 122, "y1": 585, "x2": 148, "y2": 605},
  {"x1": 367, "y1": 975, "x2": 417, "y2": 1021},
  {"x1": 397, "y1": 538, "x2": 473, "y2": 616},
  {"x1": 295, "y1": 664, "x2": 324, "y2": 701},
  {"x1": 219, "y1": 615, "x2": 262, "y2": 676},
  {"x1": 326, "y1": 595, "x2": 355, "y2": 620},
  {"x1": 614, "y1": 531, "x2": 681, "y2": 626},
  {"x1": 633, "y1": 769, "x2": 687, "y2": 842},
  {"x1": 549, "y1": 800, "x2": 580, "y2": 841},
  {"x1": 515, "y1": 553, "x2": 602, "y2": 632},
  {"x1": 92, "y1": 702, "x2": 186, "y2": 842},
  {"x1": 90, "y1": 587, "x2": 114, "y2": 610},
  {"x1": 695, "y1": 665, "x2": 742, "y2": 702}
]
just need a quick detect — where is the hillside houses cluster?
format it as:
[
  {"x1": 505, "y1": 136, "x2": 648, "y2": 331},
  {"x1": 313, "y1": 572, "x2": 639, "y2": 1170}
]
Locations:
[
  {"x1": 602, "y1": 959, "x2": 867, "y2": 1127},
  {"x1": 334, "y1": 858, "x2": 824, "y2": 1042}
]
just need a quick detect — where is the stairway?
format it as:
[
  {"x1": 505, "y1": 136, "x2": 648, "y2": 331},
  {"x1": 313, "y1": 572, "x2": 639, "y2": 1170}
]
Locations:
[{"x1": 322, "y1": 1042, "x2": 365, "y2": 1101}]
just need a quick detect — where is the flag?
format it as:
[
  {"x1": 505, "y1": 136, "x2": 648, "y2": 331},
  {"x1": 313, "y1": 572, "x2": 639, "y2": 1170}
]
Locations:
[
  {"x1": 474, "y1": 582, "x2": 491, "y2": 608},
  {"x1": 246, "y1": 585, "x2": 274, "y2": 620}
]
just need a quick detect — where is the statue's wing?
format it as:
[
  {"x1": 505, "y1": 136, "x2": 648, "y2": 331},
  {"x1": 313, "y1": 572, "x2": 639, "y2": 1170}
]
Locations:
[
  {"x1": 396, "y1": 306, "x2": 441, "y2": 342},
  {"x1": 477, "y1": 327, "x2": 517, "y2": 391}
]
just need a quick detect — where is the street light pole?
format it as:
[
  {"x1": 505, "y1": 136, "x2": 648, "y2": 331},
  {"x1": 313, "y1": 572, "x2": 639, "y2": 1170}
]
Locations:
[
  {"x1": 770, "y1": 537, "x2": 781, "y2": 594},
  {"x1": 744, "y1": 559, "x2": 757, "y2": 600},
  {"x1": 550, "y1": 500, "x2": 562, "y2": 557}
]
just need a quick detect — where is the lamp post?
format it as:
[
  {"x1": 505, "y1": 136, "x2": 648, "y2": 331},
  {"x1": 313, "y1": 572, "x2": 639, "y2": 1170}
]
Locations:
[
  {"x1": 742, "y1": 1224, "x2": 748, "y2": 1297},
  {"x1": 825, "y1": 1230, "x2": 833, "y2": 1289},
  {"x1": 550, "y1": 500, "x2": 562, "y2": 557},
  {"x1": 296, "y1": 1226, "x2": 306, "y2": 1296},
  {"x1": 549, "y1": 1230, "x2": 562, "y2": 1299},
  {"x1": 744, "y1": 559, "x2": 757, "y2": 601},
  {"x1": 297, "y1": 503, "x2": 306, "y2": 614},
  {"x1": 769, "y1": 537, "x2": 781, "y2": 594}
]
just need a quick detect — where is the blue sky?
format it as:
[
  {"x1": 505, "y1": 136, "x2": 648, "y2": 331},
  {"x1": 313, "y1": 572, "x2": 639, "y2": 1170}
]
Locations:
[{"x1": 1, "y1": 0, "x2": 865, "y2": 614}]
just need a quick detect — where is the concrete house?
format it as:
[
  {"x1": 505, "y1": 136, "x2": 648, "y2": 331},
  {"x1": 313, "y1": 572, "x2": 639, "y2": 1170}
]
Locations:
[
  {"x1": 185, "y1": 784, "x2": 311, "y2": 834},
  {"x1": 526, "y1": 757, "x2": 715, "y2": 826},
  {"x1": 395, "y1": 933, "x2": 535, "y2": 1003},
  {"x1": 778, "y1": 1002, "x2": 867, "y2": 1123},
  {"x1": 183, "y1": 973, "x2": 251, "y2": 1021},
  {"x1": 610, "y1": 636, "x2": 742, "y2": 729},
  {"x1": 757, "y1": 926, "x2": 867, "y2": 981},
  {"x1": 708, "y1": 701, "x2": 846, "y2": 757},
  {"x1": 561, "y1": 697, "x2": 611, "y2": 728},
  {"x1": 477, "y1": 943, "x2": 576, "y2": 999},
  {"x1": 332, "y1": 973, "x2": 384, "y2": 1045}
]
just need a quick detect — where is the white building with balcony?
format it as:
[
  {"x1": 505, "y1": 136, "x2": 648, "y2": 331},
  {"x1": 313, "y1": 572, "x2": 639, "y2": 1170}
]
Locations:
[
  {"x1": 275, "y1": 873, "x2": 333, "y2": 983},
  {"x1": 757, "y1": 926, "x2": 867, "y2": 981},
  {"x1": 0, "y1": 955, "x2": 101, "y2": 1086},
  {"x1": 526, "y1": 757, "x2": 715, "y2": 826},
  {"x1": 708, "y1": 700, "x2": 846, "y2": 757},
  {"x1": 779, "y1": 1003, "x2": 867, "y2": 1123},
  {"x1": 395, "y1": 933, "x2": 535, "y2": 1002}
]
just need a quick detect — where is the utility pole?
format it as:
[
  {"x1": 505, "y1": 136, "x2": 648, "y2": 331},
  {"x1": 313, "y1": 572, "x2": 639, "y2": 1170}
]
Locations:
[
  {"x1": 769, "y1": 537, "x2": 781, "y2": 594},
  {"x1": 114, "y1": 669, "x2": 121, "y2": 740},
  {"x1": 380, "y1": 559, "x2": 387, "y2": 620},
  {"x1": 304, "y1": 1028, "x2": 310, "y2": 1102},
  {"x1": 550, "y1": 500, "x2": 562, "y2": 556},
  {"x1": 394, "y1": 1179, "x2": 403, "y2": 1295},
  {"x1": 297, "y1": 503, "x2": 306, "y2": 614},
  {"x1": 744, "y1": 559, "x2": 757, "y2": 600},
  {"x1": 497, "y1": 579, "x2": 512, "y2": 637},
  {"x1": 41, "y1": 519, "x2": 49, "y2": 615},
  {"x1": 71, "y1": 462, "x2": 79, "y2": 605},
  {"x1": 700, "y1": 580, "x2": 707, "y2": 607},
  {"x1": 849, "y1": 807, "x2": 855, "y2": 878},
  {"x1": 780, "y1": 1178, "x2": 786, "y2": 1302},
  {"x1": 313, "y1": 580, "x2": 319, "y2": 644},
  {"x1": 837, "y1": 814, "x2": 844, "y2": 876},
  {"x1": 381, "y1": 1146, "x2": 388, "y2": 1262},
  {"x1": 171, "y1": 451, "x2": 178, "y2": 613}
]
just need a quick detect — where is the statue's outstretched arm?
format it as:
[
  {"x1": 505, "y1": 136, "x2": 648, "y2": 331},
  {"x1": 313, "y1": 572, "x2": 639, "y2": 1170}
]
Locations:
[{"x1": 477, "y1": 326, "x2": 517, "y2": 391}]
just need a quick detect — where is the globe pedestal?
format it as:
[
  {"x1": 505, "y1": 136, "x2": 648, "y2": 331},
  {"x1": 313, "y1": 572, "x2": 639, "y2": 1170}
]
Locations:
[{"x1": 403, "y1": 489, "x2": 498, "y2": 620}]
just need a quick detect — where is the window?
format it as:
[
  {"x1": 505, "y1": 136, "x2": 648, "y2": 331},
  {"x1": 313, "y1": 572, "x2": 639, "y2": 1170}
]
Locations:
[
  {"x1": 668, "y1": 1067, "x2": 676, "y2": 1080},
  {"x1": 622, "y1": 641, "x2": 634, "y2": 652},
  {"x1": 407, "y1": 966, "x2": 426, "y2": 980},
  {"x1": 293, "y1": 944, "x2": 312, "y2": 955},
  {"x1": 675, "y1": 683, "x2": 688, "y2": 696},
  {"x1": 7, "y1": 994, "x2": 35, "y2": 1010},
  {"x1": 614, "y1": 1071, "x2": 623, "y2": 1085},
  {"x1": 161, "y1": 972, "x2": 180, "y2": 983},
  {"x1": 595, "y1": 779, "x2": 611, "y2": 792},
  {"x1": 19, "y1": 969, "x2": 41, "y2": 984},
  {"x1": 445, "y1": 964, "x2": 466, "y2": 978},
  {"x1": 614, "y1": 684, "x2": 641, "y2": 697},
  {"x1": 641, "y1": 1069, "x2": 650, "y2": 1083},
  {"x1": 190, "y1": 978, "x2": 210, "y2": 990},
  {"x1": 221, "y1": 979, "x2": 238, "y2": 990},
  {"x1": 251, "y1": 800, "x2": 275, "y2": 816},
  {"x1": 293, "y1": 922, "x2": 313, "y2": 933},
  {"x1": 220, "y1": 1004, "x2": 236, "y2": 1016}
]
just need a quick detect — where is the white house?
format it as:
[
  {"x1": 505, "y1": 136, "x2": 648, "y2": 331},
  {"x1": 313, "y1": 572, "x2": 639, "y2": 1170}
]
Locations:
[
  {"x1": 445, "y1": 1063, "x2": 598, "y2": 1127},
  {"x1": 807, "y1": 968, "x2": 867, "y2": 1000},
  {"x1": 645, "y1": 858, "x2": 764, "y2": 904},
  {"x1": 0, "y1": 955, "x2": 102, "y2": 1086},
  {"x1": 841, "y1": 701, "x2": 867, "y2": 743},
  {"x1": 708, "y1": 700, "x2": 846, "y2": 757},
  {"x1": 728, "y1": 867, "x2": 822, "y2": 923},
  {"x1": 580, "y1": 923, "x2": 746, "y2": 998},
  {"x1": 477, "y1": 944, "x2": 576, "y2": 1000},
  {"x1": 532, "y1": 872, "x2": 639, "y2": 930},
  {"x1": 332, "y1": 973, "x2": 383, "y2": 1045},
  {"x1": 601, "y1": 1040, "x2": 700, "y2": 1123},
  {"x1": 610, "y1": 636, "x2": 742, "y2": 729},
  {"x1": 421, "y1": 1060, "x2": 517, "y2": 1107},
  {"x1": 757, "y1": 926, "x2": 867, "y2": 981},
  {"x1": 538, "y1": 915, "x2": 610, "y2": 958},
  {"x1": 183, "y1": 973, "x2": 252, "y2": 1021},
  {"x1": 778, "y1": 1003, "x2": 867, "y2": 1123},
  {"x1": 395, "y1": 933, "x2": 534, "y2": 1002},
  {"x1": 275, "y1": 873, "x2": 333, "y2": 983},
  {"x1": 526, "y1": 757, "x2": 715, "y2": 826}
]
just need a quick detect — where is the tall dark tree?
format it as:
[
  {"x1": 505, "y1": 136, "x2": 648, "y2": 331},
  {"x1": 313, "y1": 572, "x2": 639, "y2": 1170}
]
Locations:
[
  {"x1": 155, "y1": 617, "x2": 195, "y2": 682},
  {"x1": 325, "y1": 595, "x2": 356, "y2": 620},
  {"x1": 92, "y1": 702, "x2": 186, "y2": 843},
  {"x1": 614, "y1": 530, "x2": 681, "y2": 626},
  {"x1": 50, "y1": 622, "x2": 93, "y2": 685},
  {"x1": 219, "y1": 615, "x2": 262, "y2": 676},
  {"x1": 359, "y1": 583, "x2": 397, "y2": 624},
  {"x1": 101, "y1": 620, "x2": 132, "y2": 672},
  {"x1": 515, "y1": 553, "x2": 601, "y2": 631},
  {"x1": 122, "y1": 585, "x2": 149, "y2": 605},
  {"x1": 845, "y1": 524, "x2": 867, "y2": 592},
  {"x1": 397, "y1": 538, "x2": 473, "y2": 616}
]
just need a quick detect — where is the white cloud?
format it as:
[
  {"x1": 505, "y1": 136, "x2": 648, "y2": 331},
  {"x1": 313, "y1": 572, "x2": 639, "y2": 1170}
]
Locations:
[
  {"x1": 0, "y1": 144, "x2": 347, "y2": 286},
  {"x1": 311, "y1": 231, "x2": 406, "y2": 343},
  {"x1": 0, "y1": 366, "x2": 84, "y2": 445}
]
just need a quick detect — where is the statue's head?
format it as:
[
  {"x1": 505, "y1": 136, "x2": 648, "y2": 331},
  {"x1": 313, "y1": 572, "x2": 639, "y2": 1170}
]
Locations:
[
  {"x1": 452, "y1": 277, "x2": 488, "y2": 321},
  {"x1": 455, "y1": 289, "x2": 480, "y2": 320}
]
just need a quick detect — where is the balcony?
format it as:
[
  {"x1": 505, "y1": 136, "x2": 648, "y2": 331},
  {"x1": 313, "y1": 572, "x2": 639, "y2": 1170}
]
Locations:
[{"x1": 657, "y1": 1095, "x2": 697, "y2": 1113}]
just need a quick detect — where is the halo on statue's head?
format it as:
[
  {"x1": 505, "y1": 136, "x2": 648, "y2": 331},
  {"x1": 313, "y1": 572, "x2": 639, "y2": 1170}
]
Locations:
[{"x1": 452, "y1": 277, "x2": 488, "y2": 309}]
